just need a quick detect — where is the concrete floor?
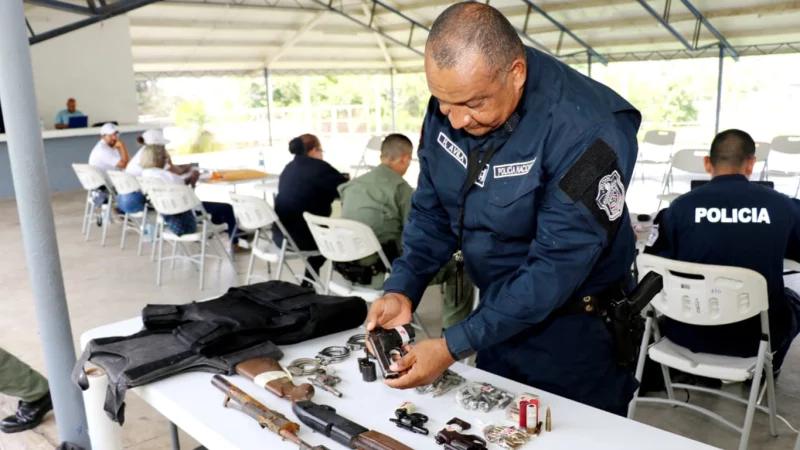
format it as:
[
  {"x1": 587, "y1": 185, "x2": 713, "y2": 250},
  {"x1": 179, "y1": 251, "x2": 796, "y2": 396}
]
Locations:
[{"x1": 0, "y1": 190, "x2": 798, "y2": 450}]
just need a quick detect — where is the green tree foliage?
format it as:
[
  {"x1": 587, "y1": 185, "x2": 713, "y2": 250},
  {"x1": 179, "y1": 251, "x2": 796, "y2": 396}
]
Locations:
[{"x1": 174, "y1": 99, "x2": 222, "y2": 154}]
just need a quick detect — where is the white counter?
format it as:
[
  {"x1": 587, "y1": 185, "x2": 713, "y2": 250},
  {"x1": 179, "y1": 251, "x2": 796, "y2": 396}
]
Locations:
[
  {"x1": 0, "y1": 124, "x2": 151, "y2": 143},
  {"x1": 0, "y1": 124, "x2": 152, "y2": 198}
]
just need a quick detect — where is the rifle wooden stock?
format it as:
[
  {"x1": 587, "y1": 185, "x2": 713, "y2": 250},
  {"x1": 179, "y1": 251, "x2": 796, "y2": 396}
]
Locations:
[
  {"x1": 211, "y1": 375, "x2": 328, "y2": 450},
  {"x1": 353, "y1": 430, "x2": 414, "y2": 450},
  {"x1": 236, "y1": 358, "x2": 315, "y2": 402}
]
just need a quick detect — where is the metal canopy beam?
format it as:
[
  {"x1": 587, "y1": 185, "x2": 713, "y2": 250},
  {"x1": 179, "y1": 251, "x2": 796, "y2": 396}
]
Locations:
[
  {"x1": 519, "y1": 0, "x2": 607, "y2": 65},
  {"x1": 29, "y1": 0, "x2": 161, "y2": 45},
  {"x1": 634, "y1": 0, "x2": 693, "y2": 50},
  {"x1": 362, "y1": 3, "x2": 395, "y2": 68},
  {"x1": 306, "y1": 0, "x2": 425, "y2": 57},
  {"x1": 24, "y1": 0, "x2": 92, "y2": 15},
  {"x1": 515, "y1": 26, "x2": 556, "y2": 56},
  {"x1": 266, "y1": 11, "x2": 327, "y2": 66},
  {"x1": 635, "y1": 0, "x2": 739, "y2": 60},
  {"x1": 679, "y1": 0, "x2": 739, "y2": 60}
]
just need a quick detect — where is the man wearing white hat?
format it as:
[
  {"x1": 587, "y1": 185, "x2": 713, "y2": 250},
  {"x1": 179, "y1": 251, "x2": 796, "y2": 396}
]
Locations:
[{"x1": 88, "y1": 123, "x2": 130, "y2": 171}]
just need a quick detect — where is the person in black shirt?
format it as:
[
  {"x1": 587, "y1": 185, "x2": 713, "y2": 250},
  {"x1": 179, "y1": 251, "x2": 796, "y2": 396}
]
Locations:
[
  {"x1": 274, "y1": 134, "x2": 349, "y2": 282},
  {"x1": 645, "y1": 129, "x2": 800, "y2": 372}
]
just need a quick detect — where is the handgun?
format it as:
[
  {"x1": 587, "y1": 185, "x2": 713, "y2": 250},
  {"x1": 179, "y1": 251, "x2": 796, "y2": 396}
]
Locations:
[
  {"x1": 367, "y1": 325, "x2": 415, "y2": 379},
  {"x1": 211, "y1": 375, "x2": 327, "y2": 450},
  {"x1": 293, "y1": 400, "x2": 413, "y2": 450},
  {"x1": 434, "y1": 418, "x2": 487, "y2": 450}
]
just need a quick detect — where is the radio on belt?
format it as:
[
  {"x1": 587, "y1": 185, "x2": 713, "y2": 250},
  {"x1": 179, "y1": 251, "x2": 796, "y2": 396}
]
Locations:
[{"x1": 367, "y1": 325, "x2": 415, "y2": 379}]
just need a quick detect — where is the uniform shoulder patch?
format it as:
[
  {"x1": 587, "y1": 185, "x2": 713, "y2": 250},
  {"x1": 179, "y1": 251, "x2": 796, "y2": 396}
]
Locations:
[
  {"x1": 645, "y1": 224, "x2": 659, "y2": 247},
  {"x1": 558, "y1": 138, "x2": 626, "y2": 238},
  {"x1": 596, "y1": 170, "x2": 625, "y2": 220}
]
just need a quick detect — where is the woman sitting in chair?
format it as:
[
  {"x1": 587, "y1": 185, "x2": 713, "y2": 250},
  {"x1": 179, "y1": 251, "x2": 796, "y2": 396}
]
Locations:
[
  {"x1": 274, "y1": 134, "x2": 349, "y2": 281},
  {"x1": 139, "y1": 145, "x2": 243, "y2": 250}
]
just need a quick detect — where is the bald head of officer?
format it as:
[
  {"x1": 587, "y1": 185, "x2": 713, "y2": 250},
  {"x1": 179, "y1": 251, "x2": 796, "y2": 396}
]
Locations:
[
  {"x1": 424, "y1": 2, "x2": 527, "y2": 136},
  {"x1": 704, "y1": 129, "x2": 757, "y2": 178}
]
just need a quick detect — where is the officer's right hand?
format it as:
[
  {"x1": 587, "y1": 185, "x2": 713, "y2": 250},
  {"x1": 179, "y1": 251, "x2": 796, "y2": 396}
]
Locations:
[{"x1": 366, "y1": 293, "x2": 413, "y2": 331}]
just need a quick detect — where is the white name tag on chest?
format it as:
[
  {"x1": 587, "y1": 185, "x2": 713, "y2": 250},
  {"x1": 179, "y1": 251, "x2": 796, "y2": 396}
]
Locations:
[
  {"x1": 494, "y1": 159, "x2": 536, "y2": 179},
  {"x1": 437, "y1": 132, "x2": 467, "y2": 168}
]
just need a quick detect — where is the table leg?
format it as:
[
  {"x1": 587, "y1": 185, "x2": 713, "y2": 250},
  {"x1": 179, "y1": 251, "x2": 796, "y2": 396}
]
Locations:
[{"x1": 169, "y1": 421, "x2": 180, "y2": 450}]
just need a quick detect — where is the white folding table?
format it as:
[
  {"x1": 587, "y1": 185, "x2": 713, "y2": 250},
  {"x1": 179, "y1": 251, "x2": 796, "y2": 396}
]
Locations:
[{"x1": 80, "y1": 318, "x2": 718, "y2": 450}]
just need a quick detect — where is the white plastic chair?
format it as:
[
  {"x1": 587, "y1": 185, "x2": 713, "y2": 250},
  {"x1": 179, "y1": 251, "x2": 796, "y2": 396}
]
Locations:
[
  {"x1": 628, "y1": 254, "x2": 778, "y2": 450},
  {"x1": 72, "y1": 164, "x2": 116, "y2": 245},
  {"x1": 765, "y1": 136, "x2": 800, "y2": 197},
  {"x1": 636, "y1": 130, "x2": 676, "y2": 185},
  {"x1": 106, "y1": 170, "x2": 151, "y2": 256},
  {"x1": 655, "y1": 149, "x2": 709, "y2": 209},
  {"x1": 303, "y1": 212, "x2": 430, "y2": 339},
  {"x1": 350, "y1": 135, "x2": 383, "y2": 178},
  {"x1": 229, "y1": 194, "x2": 322, "y2": 286},
  {"x1": 137, "y1": 177, "x2": 169, "y2": 261},
  {"x1": 147, "y1": 184, "x2": 232, "y2": 290}
]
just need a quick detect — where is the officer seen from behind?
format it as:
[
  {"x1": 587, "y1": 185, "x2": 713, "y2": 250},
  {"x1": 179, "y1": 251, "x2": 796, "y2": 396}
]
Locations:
[
  {"x1": 366, "y1": 2, "x2": 642, "y2": 414},
  {"x1": 645, "y1": 129, "x2": 800, "y2": 373}
]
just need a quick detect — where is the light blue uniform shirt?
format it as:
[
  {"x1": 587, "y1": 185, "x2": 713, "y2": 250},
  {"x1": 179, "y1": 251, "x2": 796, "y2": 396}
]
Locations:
[{"x1": 55, "y1": 109, "x2": 84, "y2": 127}]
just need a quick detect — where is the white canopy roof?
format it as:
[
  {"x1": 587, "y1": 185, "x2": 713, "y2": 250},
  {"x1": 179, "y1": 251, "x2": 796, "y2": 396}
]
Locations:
[{"x1": 32, "y1": 0, "x2": 800, "y2": 74}]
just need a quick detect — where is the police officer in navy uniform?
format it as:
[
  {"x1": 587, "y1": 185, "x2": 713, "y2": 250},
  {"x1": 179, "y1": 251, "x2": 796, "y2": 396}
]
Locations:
[
  {"x1": 645, "y1": 129, "x2": 800, "y2": 373},
  {"x1": 365, "y1": 2, "x2": 642, "y2": 414}
]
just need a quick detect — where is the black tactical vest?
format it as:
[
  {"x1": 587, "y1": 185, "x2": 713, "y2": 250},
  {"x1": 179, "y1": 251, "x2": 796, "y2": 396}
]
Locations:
[{"x1": 73, "y1": 281, "x2": 367, "y2": 424}]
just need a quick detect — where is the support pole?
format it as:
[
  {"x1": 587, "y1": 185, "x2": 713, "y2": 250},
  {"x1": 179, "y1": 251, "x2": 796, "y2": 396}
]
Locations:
[
  {"x1": 0, "y1": 1, "x2": 89, "y2": 448},
  {"x1": 263, "y1": 68, "x2": 273, "y2": 147},
  {"x1": 715, "y1": 44, "x2": 724, "y2": 135},
  {"x1": 374, "y1": 76, "x2": 382, "y2": 135},
  {"x1": 587, "y1": 52, "x2": 592, "y2": 78},
  {"x1": 390, "y1": 69, "x2": 397, "y2": 132},
  {"x1": 301, "y1": 76, "x2": 311, "y2": 132}
]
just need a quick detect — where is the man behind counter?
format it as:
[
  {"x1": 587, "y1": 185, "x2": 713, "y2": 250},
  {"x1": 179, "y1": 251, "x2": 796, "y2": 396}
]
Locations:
[
  {"x1": 54, "y1": 98, "x2": 84, "y2": 129},
  {"x1": 645, "y1": 129, "x2": 800, "y2": 373},
  {"x1": 338, "y1": 134, "x2": 475, "y2": 331}
]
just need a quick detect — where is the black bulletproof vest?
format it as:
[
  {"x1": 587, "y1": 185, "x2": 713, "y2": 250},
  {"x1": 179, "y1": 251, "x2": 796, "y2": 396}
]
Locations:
[{"x1": 73, "y1": 281, "x2": 367, "y2": 424}]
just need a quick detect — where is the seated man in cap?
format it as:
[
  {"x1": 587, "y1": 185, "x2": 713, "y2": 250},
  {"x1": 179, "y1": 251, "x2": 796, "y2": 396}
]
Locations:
[
  {"x1": 88, "y1": 123, "x2": 130, "y2": 171},
  {"x1": 338, "y1": 134, "x2": 475, "y2": 331},
  {"x1": 86, "y1": 123, "x2": 131, "y2": 212}
]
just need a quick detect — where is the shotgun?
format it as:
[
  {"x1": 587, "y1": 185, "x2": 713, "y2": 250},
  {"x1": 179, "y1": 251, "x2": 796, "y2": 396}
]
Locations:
[{"x1": 236, "y1": 358, "x2": 413, "y2": 450}]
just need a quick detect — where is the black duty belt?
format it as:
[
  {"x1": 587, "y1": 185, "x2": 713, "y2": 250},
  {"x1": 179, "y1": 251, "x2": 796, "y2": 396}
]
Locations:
[{"x1": 556, "y1": 280, "x2": 627, "y2": 317}]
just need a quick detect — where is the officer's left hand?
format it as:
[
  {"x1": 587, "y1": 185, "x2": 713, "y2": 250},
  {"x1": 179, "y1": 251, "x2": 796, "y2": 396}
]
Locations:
[{"x1": 384, "y1": 338, "x2": 455, "y2": 389}]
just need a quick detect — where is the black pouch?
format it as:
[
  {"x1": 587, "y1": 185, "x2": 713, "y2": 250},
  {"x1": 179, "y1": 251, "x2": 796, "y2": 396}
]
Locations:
[{"x1": 334, "y1": 262, "x2": 375, "y2": 285}]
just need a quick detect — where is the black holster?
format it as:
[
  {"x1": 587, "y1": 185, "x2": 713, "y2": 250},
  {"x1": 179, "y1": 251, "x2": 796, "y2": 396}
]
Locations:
[
  {"x1": 333, "y1": 241, "x2": 400, "y2": 285},
  {"x1": 560, "y1": 272, "x2": 662, "y2": 369}
]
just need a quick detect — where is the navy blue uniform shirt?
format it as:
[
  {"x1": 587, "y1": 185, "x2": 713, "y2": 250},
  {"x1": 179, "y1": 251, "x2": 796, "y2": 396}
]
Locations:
[
  {"x1": 383, "y1": 47, "x2": 642, "y2": 412},
  {"x1": 274, "y1": 154, "x2": 348, "y2": 250},
  {"x1": 645, "y1": 174, "x2": 800, "y2": 360}
]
